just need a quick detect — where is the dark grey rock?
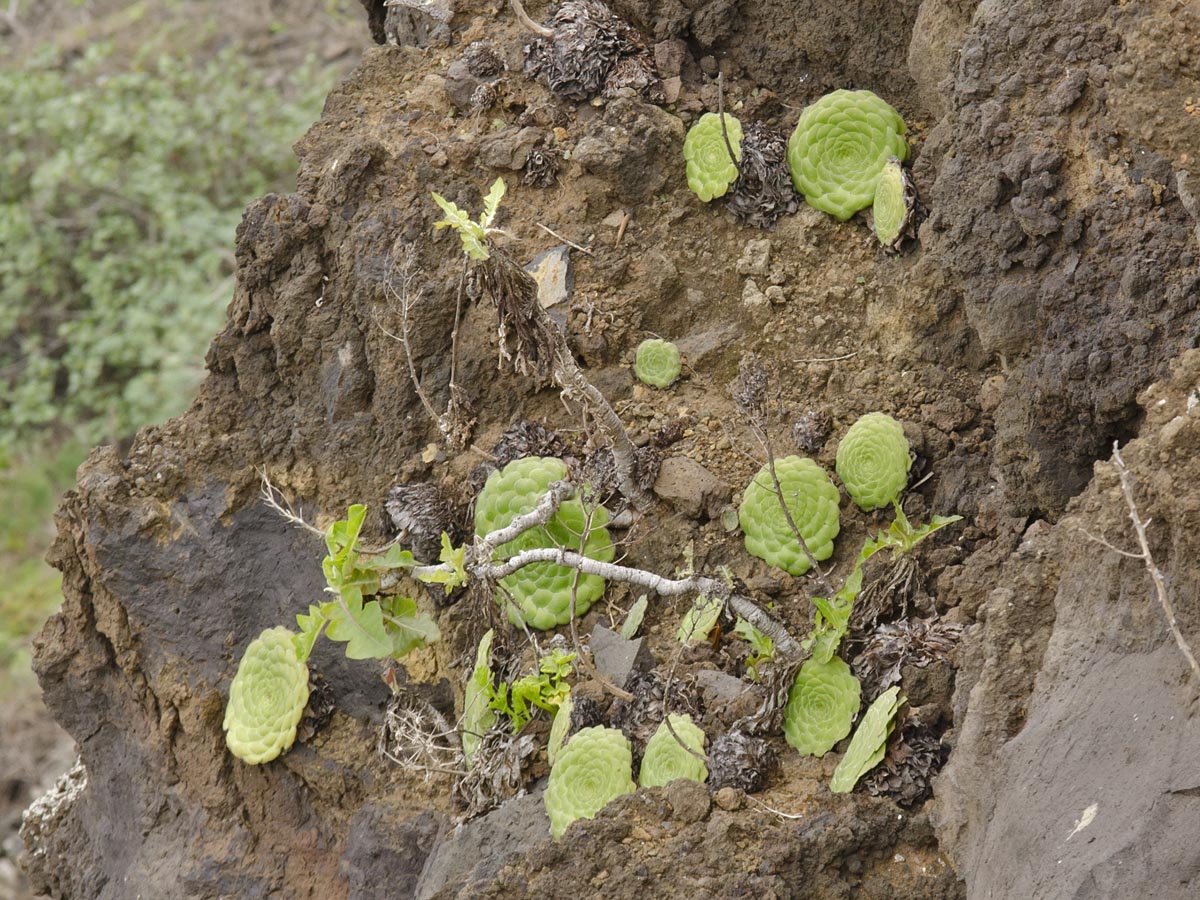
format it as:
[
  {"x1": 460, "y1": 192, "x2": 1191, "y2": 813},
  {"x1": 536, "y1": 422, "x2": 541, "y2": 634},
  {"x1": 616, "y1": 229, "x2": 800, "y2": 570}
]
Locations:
[
  {"x1": 415, "y1": 790, "x2": 548, "y2": 899},
  {"x1": 342, "y1": 807, "x2": 444, "y2": 900},
  {"x1": 590, "y1": 623, "x2": 655, "y2": 690}
]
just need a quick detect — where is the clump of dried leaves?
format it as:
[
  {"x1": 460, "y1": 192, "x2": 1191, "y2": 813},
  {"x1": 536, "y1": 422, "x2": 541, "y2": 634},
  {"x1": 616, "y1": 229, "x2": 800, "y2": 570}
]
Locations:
[{"x1": 726, "y1": 123, "x2": 801, "y2": 229}]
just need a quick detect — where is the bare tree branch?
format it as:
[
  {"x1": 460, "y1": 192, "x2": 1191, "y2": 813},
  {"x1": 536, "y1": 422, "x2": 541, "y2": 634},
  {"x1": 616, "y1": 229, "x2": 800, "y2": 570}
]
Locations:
[{"x1": 1110, "y1": 442, "x2": 1200, "y2": 686}]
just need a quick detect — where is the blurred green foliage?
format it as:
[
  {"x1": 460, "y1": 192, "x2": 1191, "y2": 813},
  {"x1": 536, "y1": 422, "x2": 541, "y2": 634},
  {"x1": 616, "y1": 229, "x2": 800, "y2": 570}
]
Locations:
[
  {"x1": 0, "y1": 39, "x2": 333, "y2": 671},
  {"x1": 0, "y1": 42, "x2": 328, "y2": 447}
]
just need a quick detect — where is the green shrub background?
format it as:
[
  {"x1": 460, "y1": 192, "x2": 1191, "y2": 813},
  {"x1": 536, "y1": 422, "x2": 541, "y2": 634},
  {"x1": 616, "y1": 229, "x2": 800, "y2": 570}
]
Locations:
[{"x1": 0, "y1": 33, "x2": 336, "y2": 673}]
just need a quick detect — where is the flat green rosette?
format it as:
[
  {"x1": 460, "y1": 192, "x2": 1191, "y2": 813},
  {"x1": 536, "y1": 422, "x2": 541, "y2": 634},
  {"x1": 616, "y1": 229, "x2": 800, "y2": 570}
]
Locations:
[
  {"x1": 783, "y1": 656, "x2": 861, "y2": 757},
  {"x1": 786, "y1": 89, "x2": 908, "y2": 221},
  {"x1": 634, "y1": 338, "x2": 681, "y2": 388},
  {"x1": 835, "y1": 412, "x2": 912, "y2": 511},
  {"x1": 738, "y1": 456, "x2": 841, "y2": 575},
  {"x1": 547, "y1": 690, "x2": 575, "y2": 767},
  {"x1": 474, "y1": 457, "x2": 615, "y2": 630},
  {"x1": 462, "y1": 629, "x2": 497, "y2": 767},
  {"x1": 871, "y1": 157, "x2": 916, "y2": 251},
  {"x1": 683, "y1": 112, "x2": 744, "y2": 202},
  {"x1": 223, "y1": 627, "x2": 310, "y2": 765},
  {"x1": 639, "y1": 714, "x2": 708, "y2": 787},
  {"x1": 544, "y1": 726, "x2": 636, "y2": 838},
  {"x1": 831, "y1": 686, "x2": 903, "y2": 793}
]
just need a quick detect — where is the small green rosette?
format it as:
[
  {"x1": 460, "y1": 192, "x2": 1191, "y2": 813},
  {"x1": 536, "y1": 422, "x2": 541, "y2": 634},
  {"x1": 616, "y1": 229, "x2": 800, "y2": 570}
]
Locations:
[
  {"x1": 683, "y1": 112, "x2": 744, "y2": 202},
  {"x1": 834, "y1": 412, "x2": 912, "y2": 511},
  {"x1": 739, "y1": 456, "x2": 841, "y2": 575},
  {"x1": 223, "y1": 626, "x2": 310, "y2": 765}
]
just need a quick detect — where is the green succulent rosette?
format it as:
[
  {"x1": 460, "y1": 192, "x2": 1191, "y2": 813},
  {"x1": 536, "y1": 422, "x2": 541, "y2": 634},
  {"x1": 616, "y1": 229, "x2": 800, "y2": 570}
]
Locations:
[
  {"x1": 683, "y1": 112, "x2": 744, "y2": 202},
  {"x1": 547, "y1": 690, "x2": 575, "y2": 767},
  {"x1": 638, "y1": 714, "x2": 708, "y2": 787},
  {"x1": 786, "y1": 89, "x2": 909, "y2": 221},
  {"x1": 834, "y1": 412, "x2": 912, "y2": 511},
  {"x1": 830, "y1": 686, "x2": 903, "y2": 793},
  {"x1": 223, "y1": 626, "x2": 310, "y2": 765},
  {"x1": 544, "y1": 726, "x2": 636, "y2": 838},
  {"x1": 474, "y1": 457, "x2": 615, "y2": 630},
  {"x1": 783, "y1": 656, "x2": 862, "y2": 757},
  {"x1": 871, "y1": 157, "x2": 909, "y2": 249},
  {"x1": 738, "y1": 456, "x2": 841, "y2": 576},
  {"x1": 634, "y1": 338, "x2": 682, "y2": 388},
  {"x1": 462, "y1": 629, "x2": 498, "y2": 767}
]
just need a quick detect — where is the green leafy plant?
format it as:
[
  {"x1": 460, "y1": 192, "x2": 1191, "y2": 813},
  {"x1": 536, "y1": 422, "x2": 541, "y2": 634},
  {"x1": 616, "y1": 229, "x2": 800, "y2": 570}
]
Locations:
[
  {"x1": 683, "y1": 112, "x2": 744, "y2": 202},
  {"x1": 223, "y1": 626, "x2": 311, "y2": 765},
  {"x1": 547, "y1": 690, "x2": 575, "y2": 767},
  {"x1": 830, "y1": 686, "x2": 903, "y2": 793},
  {"x1": 544, "y1": 726, "x2": 636, "y2": 838},
  {"x1": 490, "y1": 648, "x2": 576, "y2": 732},
  {"x1": 474, "y1": 457, "x2": 615, "y2": 630},
  {"x1": 432, "y1": 177, "x2": 506, "y2": 261},
  {"x1": 638, "y1": 714, "x2": 708, "y2": 787},
  {"x1": 0, "y1": 43, "x2": 330, "y2": 448},
  {"x1": 782, "y1": 656, "x2": 861, "y2": 757},
  {"x1": 462, "y1": 629, "x2": 498, "y2": 767},
  {"x1": 295, "y1": 504, "x2": 442, "y2": 661},
  {"x1": 738, "y1": 456, "x2": 841, "y2": 575},
  {"x1": 786, "y1": 89, "x2": 908, "y2": 221},
  {"x1": 732, "y1": 616, "x2": 776, "y2": 682},
  {"x1": 633, "y1": 338, "x2": 682, "y2": 388},
  {"x1": 677, "y1": 594, "x2": 723, "y2": 644},
  {"x1": 871, "y1": 157, "x2": 916, "y2": 251},
  {"x1": 835, "y1": 412, "x2": 912, "y2": 511}
]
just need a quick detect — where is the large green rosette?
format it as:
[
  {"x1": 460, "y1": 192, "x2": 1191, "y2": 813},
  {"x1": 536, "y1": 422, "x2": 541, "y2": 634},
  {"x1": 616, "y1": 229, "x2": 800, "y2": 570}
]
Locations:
[
  {"x1": 683, "y1": 112, "x2": 744, "y2": 202},
  {"x1": 223, "y1": 627, "x2": 310, "y2": 765},
  {"x1": 786, "y1": 89, "x2": 908, "y2": 220},
  {"x1": 834, "y1": 412, "x2": 911, "y2": 511},
  {"x1": 474, "y1": 457, "x2": 614, "y2": 630},
  {"x1": 783, "y1": 656, "x2": 862, "y2": 757},
  {"x1": 544, "y1": 726, "x2": 636, "y2": 838},
  {"x1": 738, "y1": 456, "x2": 841, "y2": 576}
]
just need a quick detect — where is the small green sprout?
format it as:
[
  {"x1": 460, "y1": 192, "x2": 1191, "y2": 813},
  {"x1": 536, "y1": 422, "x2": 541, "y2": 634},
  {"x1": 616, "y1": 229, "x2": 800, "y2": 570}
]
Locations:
[
  {"x1": 738, "y1": 456, "x2": 841, "y2": 575},
  {"x1": 223, "y1": 627, "x2": 311, "y2": 765},
  {"x1": 830, "y1": 686, "x2": 903, "y2": 793},
  {"x1": 683, "y1": 112, "x2": 744, "y2": 202},
  {"x1": 732, "y1": 616, "x2": 776, "y2": 682},
  {"x1": 871, "y1": 157, "x2": 916, "y2": 250},
  {"x1": 633, "y1": 338, "x2": 682, "y2": 388},
  {"x1": 431, "y1": 177, "x2": 506, "y2": 261},
  {"x1": 490, "y1": 648, "x2": 576, "y2": 733},
  {"x1": 638, "y1": 714, "x2": 708, "y2": 787},
  {"x1": 786, "y1": 89, "x2": 908, "y2": 221},
  {"x1": 782, "y1": 656, "x2": 861, "y2": 757},
  {"x1": 474, "y1": 457, "x2": 615, "y2": 630},
  {"x1": 544, "y1": 726, "x2": 636, "y2": 838},
  {"x1": 835, "y1": 412, "x2": 912, "y2": 511}
]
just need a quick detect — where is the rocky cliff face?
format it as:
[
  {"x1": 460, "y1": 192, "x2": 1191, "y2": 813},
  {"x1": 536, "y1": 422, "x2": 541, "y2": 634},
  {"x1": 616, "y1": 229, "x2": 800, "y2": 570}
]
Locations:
[{"x1": 22, "y1": 1, "x2": 1200, "y2": 898}]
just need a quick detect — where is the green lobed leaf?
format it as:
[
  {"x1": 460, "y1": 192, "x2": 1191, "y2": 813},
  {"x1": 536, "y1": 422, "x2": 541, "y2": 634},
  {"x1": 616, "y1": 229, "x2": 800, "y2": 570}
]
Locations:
[
  {"x1": 732, "y1": 617, "x2": 776, "y2": 682},
  {"x1": 431, "y1": 191, "x2": 490, "y2": 260},
  {"x1": 830, "y1": 686, "x2": 903, "y2": 793},
  {"x1": 294, "y1": 603, "x2": 330, "y2": 662},
  {"x1": 493, "y1": 649, "x2": 576, "y2": 733},
  {"x1": 783, "y1": 656, "x2": 862, "y2": 757},
  {"x1": 786, "y1": 89, "x2": 908, "y2": 221},
  {"x1": 633, "y1": 338, "x2": 682, "y2": 388},
  {"x1": 835, "y1": 412, "x2": 912, "y2": 511},
  {"x1": 638, "y1": 714, "x2": 708, "y2": 788},
  {"x1": 223, "y1": 626, "x2": 310, "y2": 765},
  {"x1": 480, "y1": 177, "x2": 506, "y2": 229},
  {"x1": 544, "y1": 726, "x2": 636, "y2": 838},
  {"x1": 683, "y1": 112, "x2": 744, "y2": 202},
  {"x1": 738, "y1": 456, "x2": 841, "y2": 576},
  {"x1": 416, "y1": 533, "x2": 467, "y2": 593},
  {"x1": 325, "y1": 595, "x2": 393, "y2": 660},
  {"x1": 381, "y1": 595, "x2": 441, "y2": 657}
]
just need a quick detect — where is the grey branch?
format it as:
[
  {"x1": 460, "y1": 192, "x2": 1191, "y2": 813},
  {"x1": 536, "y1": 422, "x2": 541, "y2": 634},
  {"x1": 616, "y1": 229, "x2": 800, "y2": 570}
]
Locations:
[{"x1": 1111, "y1": 442, "x2": 1200, "y2": 686}]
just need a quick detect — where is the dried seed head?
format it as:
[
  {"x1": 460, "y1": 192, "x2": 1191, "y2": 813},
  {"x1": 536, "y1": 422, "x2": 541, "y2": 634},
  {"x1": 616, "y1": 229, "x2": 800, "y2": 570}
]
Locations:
[
  {"x1": 523, "y1": 143, "x2": 564, "y2": 188},
  {"x1": 707, "y1": 730, "x2": 774, "y2": 792},
  {"x1": 727, "y1": 123, "x2": 800, "y2": 230},
  {"x1": 731, "y1": 353, "x2": 769, "y2": 419},
  {"x1": 463, "y1": 40, "x2": 505, "y2": 78},
  {"x1": 791, "y1": 408, "x2": 832, "y2": 453},
  {"x1": 470, "y1": 82, "x2": 499, "y2": 112}
]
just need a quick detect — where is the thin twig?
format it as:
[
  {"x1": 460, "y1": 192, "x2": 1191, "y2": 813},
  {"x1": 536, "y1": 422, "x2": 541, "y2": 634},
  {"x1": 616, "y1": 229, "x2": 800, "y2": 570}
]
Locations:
[
  {"x1": 1111, "y1": 442, "x2": 1200, "y2": 685},
  {"x1": 716, "y1": 73, "x2": 740, "y2": 175},
  {"x1": 1078, "y1": 525, "x2": 1143, "y2": 560},
  {"x1": 509, "y1": 0, "x2": 554, "y2": 38},
  {"x1": 568, "y1": 501, "x2": 634, "y2": 700},
  {"x1": 259, "y1": 469, "x2": 325, "y2": 537},
  {"x1": 537, "y1": 223, "x2": 594, "y2": 256},
  {"x1": 793, "y1": 351, "x2": 859, "y2": 363}
]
